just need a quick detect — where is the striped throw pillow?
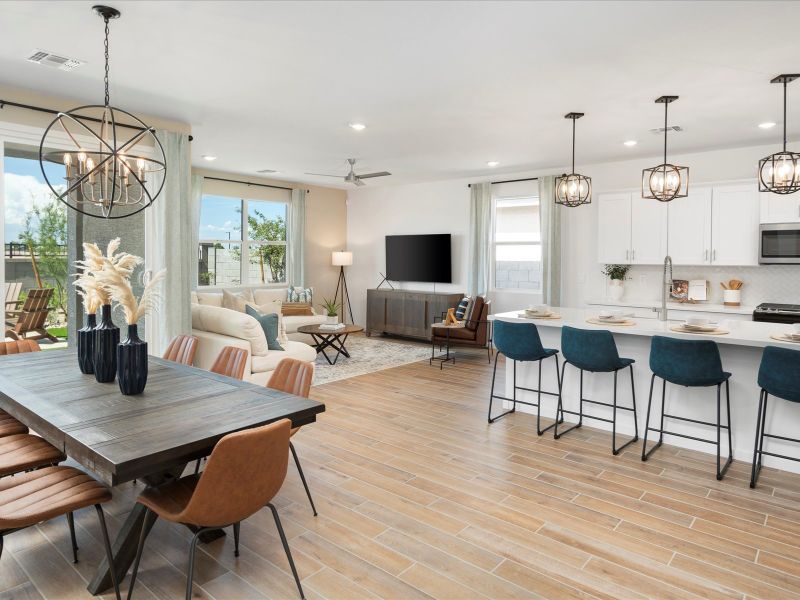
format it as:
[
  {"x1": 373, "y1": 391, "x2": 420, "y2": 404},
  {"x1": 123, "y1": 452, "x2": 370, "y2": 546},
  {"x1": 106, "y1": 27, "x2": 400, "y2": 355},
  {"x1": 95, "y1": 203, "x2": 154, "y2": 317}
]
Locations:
[{"x1": 455, "y1": 296, "x2": 472, "y2": 320}]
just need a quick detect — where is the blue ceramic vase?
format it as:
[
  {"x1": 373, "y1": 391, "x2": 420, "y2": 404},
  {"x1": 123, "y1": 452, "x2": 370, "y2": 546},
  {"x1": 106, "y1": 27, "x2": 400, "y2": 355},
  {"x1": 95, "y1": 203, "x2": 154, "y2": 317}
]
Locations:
[
  {"x1": 94, "y1": 304, "x2": 119, "y2": 383},
  {"x1": 117, "y1": 324, "x2": 148, "y2": 395}
]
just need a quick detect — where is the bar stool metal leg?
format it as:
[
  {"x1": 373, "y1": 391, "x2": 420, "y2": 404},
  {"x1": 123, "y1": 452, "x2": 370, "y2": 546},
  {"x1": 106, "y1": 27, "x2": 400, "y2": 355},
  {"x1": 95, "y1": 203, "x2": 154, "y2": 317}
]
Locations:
[
  {"x1": 642, "y1": 374, "x2": 664, "y2": 461},
  {"x1": 750, "y1": 390, "x2": 768, "y2": 488},
  {"x1": 716, "y1": 382, "x2": 734, "y2": 480}
]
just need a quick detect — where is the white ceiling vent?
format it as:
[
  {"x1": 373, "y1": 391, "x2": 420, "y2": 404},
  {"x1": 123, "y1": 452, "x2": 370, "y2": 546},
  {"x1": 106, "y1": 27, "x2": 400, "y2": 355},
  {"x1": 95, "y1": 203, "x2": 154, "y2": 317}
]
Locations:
[
  {"x1": 26, "y1": 49, "x2": 85, "y2": 72},
  {"x1": 649, "y1": 125, "x2": 683, "y2": 135}
]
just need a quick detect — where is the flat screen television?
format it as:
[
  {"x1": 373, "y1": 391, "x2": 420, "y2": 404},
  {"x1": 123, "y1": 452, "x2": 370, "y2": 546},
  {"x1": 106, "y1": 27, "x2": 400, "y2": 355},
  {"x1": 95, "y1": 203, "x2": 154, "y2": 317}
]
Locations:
[{"x1": 385, "y1": 234, "x2": 452, "y2": 283}]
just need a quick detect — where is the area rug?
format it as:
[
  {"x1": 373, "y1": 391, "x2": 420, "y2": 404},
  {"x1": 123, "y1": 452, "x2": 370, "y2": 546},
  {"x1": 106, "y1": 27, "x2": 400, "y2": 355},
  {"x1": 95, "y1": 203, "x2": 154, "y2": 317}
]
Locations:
[{"x1": 313, "y1": 335, "x2": 432, "y2": 385}]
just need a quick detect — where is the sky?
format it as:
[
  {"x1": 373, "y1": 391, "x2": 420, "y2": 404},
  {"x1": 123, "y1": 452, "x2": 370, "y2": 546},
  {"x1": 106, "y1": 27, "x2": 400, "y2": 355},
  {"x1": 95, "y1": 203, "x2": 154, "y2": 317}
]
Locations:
[
  {"x1": 3, "y1": 155, "x2": 66, "y2": 243},
  {"x1": 199, "y1": 194, "x2": 287, "y2": 241}
]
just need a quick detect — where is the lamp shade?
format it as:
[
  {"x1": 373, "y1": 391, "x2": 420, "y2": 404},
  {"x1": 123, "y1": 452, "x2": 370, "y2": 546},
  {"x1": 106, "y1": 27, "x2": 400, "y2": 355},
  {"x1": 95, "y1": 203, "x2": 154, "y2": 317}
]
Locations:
[{"x1": 332, "y1": 251, "x2": 353, "y2": 266}]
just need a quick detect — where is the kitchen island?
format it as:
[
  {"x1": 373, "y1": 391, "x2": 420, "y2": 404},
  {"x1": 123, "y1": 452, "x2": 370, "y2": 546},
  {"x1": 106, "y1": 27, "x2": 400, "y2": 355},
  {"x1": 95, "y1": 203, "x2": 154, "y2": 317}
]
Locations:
[{"x1": 494, "y1": 307, "x2": 800, "y2": 473}]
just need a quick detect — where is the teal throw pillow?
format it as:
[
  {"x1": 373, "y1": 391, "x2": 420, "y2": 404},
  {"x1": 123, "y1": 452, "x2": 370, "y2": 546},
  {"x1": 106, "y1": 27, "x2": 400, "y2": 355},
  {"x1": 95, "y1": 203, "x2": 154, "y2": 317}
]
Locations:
[{"x1": 245, "y1": 305, "x2": 284, "y2": 351}]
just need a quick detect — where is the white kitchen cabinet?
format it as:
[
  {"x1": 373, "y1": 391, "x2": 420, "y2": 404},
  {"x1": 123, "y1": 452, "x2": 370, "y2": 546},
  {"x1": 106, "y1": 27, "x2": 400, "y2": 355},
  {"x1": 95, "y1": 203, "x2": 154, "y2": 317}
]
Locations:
[
  {"x1": 711, "y1": 183, "x2": 760, "y2": 266},
  {"x1": 597, "y1": 193, "x2": 632, "y2": 264},
  {"x1": 630, "y1": 197, "x2": 668, "y2": 264},
  {"x1": 760, "y1": 190, "x2": 800, "y2": 224},
  {"x1": 667, "y1": 186, "x2": 712, "y2": 265}
]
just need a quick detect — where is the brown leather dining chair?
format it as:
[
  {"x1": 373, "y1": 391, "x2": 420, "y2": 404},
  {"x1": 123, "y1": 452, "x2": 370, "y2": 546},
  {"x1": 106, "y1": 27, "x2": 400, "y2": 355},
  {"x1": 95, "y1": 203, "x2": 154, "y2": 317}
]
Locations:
[
  {"x1": 267, "y1": 358, "x2": 317, "y2": 516},
  {"x1": 209, "y1": 346, "x2": 248, "y2": 380},
  {"x1": 125, "y1": 419, "x2": 304, "y2": 600},
  {"x1": 162, "y1": 334, "x2": 199, "y2": 366},
  {"x1": 0, "y1": 465, "x2": 120, "y2": 599},
  {"x1": 0, "y1": 340, "x2": 40, "y2": 437}
]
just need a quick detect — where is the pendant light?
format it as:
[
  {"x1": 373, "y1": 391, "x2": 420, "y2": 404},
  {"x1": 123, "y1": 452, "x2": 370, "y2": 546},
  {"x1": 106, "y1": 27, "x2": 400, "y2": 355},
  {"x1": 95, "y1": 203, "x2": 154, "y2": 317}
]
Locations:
[
  {"x1": 642, "y1": 96, "x2": 689, "y2": 202},
  {"x1": 39, "y1": 5, "x2": 166, "y2": 219},
  {"x1": 555, "y1": 112, "x2": 592, "y2": 207},
  {"x1": 758, "y1": 74, "x2": 800, "y2": 195}
]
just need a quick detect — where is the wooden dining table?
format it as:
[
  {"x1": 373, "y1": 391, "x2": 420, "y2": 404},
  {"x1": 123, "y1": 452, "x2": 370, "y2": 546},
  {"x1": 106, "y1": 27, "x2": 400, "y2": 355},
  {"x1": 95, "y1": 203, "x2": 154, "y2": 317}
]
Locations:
[{"x1": 0, "y1": 350, "x2": 325, "y2": 595}]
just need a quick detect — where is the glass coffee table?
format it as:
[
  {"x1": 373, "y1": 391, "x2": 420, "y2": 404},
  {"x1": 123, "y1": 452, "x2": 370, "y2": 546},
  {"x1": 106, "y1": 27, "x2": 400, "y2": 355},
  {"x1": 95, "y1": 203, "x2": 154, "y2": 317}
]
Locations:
[{"x1": 297, "y1": 323, "x2": 364, "y2": 365}]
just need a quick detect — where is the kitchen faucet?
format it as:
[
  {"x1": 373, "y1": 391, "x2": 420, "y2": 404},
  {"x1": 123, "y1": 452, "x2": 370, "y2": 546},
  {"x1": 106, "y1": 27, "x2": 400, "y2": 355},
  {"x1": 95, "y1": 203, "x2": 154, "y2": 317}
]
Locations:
[{"x1": 656, "y1": 255, "x2": 673, "y2": 321}]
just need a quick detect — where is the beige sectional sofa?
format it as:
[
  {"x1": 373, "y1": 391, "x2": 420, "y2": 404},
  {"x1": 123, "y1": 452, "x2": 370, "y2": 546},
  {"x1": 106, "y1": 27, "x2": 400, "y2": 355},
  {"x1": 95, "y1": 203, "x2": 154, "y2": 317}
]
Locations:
[{"x1": 190, "y1": 287, "x2": 324, "y2": 386}]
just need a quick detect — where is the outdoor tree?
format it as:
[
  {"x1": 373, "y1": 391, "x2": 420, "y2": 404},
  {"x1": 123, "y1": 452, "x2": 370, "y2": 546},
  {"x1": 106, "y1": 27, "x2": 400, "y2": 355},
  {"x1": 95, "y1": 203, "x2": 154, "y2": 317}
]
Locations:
[
  {"x1": 18, "y1": 198, "x2": 68, "y2": 319},
  {"x1": 232, "y1": 208, "x2": 286, "y2": 284}
]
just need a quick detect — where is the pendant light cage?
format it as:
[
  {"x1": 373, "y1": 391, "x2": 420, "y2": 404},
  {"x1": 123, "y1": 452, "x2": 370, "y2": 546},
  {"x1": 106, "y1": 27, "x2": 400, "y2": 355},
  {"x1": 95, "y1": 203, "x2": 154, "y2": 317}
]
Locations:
[
  {"x1": 38, "y1": 5, "x2": 167, "y2": 219},
  {"x1": 555, "y1": 112, "x2": 592, "y2": 207},
  {"x1": 758, "y1": 74, "x2": 800, "y2": 195},
  {"x1": 642, "y1": 96, "x2": 688, "y2": 202}
]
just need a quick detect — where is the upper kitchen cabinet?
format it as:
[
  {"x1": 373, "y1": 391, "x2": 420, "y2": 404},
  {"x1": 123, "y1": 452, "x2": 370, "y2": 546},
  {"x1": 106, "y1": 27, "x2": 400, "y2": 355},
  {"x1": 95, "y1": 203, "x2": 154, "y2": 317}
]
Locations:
[
  {"x1": 760, "y1": 190, "x2": 800, "y2": 224},
  {"x1": 597, "y1": 192, "x2": 666, "y2": 265},
  {"x1": 711, "y1": 182, "x2": 760, "y2": 266},
  {"x1": 667, "y1": 186, "x2": 712, "y2": 265}
]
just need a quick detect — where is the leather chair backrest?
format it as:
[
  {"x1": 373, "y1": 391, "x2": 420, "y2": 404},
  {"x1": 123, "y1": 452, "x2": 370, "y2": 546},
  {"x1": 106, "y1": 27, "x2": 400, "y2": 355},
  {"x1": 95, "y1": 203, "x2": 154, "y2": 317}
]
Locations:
[
  {"x1": 178, "y1": 419, "x2": 291, "y2": 527},
  {"x1": 466, "y1": 296, "x2": 485, "y2": 331},
  {"x1": 267, "y1": 358, "x2": 313, "y2": 398},
  {"x1": 0, "y1": 340, "x2": 40, "y2": 355},
  {"x1": 162, "y1": 335, "x2": 199, "y2": 366},
  {"x1": 210, "y1": 346, "x2": 248, "y2": 380}
]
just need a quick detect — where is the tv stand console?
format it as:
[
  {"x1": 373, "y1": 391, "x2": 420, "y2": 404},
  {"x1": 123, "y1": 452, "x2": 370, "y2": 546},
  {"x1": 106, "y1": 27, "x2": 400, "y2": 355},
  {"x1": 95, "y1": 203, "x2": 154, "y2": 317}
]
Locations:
[{"x1": 366, "y1": 288, "x2": 463, "y2": 341}]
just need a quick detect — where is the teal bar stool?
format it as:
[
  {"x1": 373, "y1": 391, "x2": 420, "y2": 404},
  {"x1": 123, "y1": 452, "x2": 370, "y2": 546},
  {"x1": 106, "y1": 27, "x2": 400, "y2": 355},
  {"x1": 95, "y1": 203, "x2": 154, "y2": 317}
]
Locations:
[
  {"x1": 642, "y1": 336, "x2": 733, "y2": 480},
  {"x1": 488, "y1": 319, "x2": 563, "y2": 435},
  {"x1": 750, "y1": 345, "x2": 800, "y2": 487},
  {"x1": 554, "y1": 326, "x2": 638, "y2": 454}
]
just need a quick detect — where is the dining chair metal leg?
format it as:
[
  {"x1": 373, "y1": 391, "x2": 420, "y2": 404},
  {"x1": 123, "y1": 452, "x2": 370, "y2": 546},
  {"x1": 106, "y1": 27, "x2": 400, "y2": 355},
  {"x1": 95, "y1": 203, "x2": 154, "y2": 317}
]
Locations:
[
  {"x1": 233, "y1": 522, "x2": 241, "y2": 557},
  {"x1": 268, "y1": 503, "x2": 305, "y2": 599},
  {"x1": 289, "y1": 442, "x2": 317, "y2": 516},
  {"x1": 67, "y1": 511, "x2": 79, "y2": 563},
  {"x1": 186, "y1": 528, "x2": 209, "y2": 600},
  {"x1": 95, "y1": 505, "x2": 121, "y2": 600},
  {"x1": 126, "y1": 507, "x2": 156, "y2": 600}
]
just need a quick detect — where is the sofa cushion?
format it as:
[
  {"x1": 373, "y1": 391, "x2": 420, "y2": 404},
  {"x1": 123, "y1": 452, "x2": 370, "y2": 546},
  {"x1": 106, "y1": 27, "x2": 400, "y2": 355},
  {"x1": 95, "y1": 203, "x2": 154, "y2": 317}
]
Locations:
[
  {"x1": 433, "y1": 325, "x2": 476, "y2": 341},
  {"x1": 191, "y1": 304, "x2": 269, "y2": 357},
  {"x1": 287, "y1": 286, "x2": 313, "y2": 303},
  {"x1": 195, "y1": 291, "x2": 223, "y2": 307},
  {"x1": 455, "y1": 296, "x2": 473, "y2": 320},
  {"x1": 282, "y1": 314, "x2": 328, "y2": 334},
  {"x1": 251, "y1": 341, "x2": 316, "y2": 373},
  {"x1": 245, "y1": 305, "x2": 284, "y2": 351},
  {"x1": 222, "y1": 289, "x2": 255, "y2": 312},
  {"x1": 253, "y1": 288, "x2": 288, "y2": 305}
]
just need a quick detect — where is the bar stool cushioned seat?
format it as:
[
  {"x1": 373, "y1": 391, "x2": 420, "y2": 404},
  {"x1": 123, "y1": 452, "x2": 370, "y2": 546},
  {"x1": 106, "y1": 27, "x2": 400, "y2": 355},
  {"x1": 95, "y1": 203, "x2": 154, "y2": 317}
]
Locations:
[
  {"x1": 642, "y1": 336, "x2": 733, "y2": 480},
  {"x1": 488, "y1": 319, "x2": 562, "y2": 434},
  {"x1": 556, "y1": 326, "x2": 638, "y2": 454},
  {"x1": 751, "y1": 345, "x2": 800, "y2": 487},
  {"x1": 0, "y1": 466, "x2": 111, "y2": 528},
  {"x1": 0, "y1": 433, "x2": 65, "y2": 476}
]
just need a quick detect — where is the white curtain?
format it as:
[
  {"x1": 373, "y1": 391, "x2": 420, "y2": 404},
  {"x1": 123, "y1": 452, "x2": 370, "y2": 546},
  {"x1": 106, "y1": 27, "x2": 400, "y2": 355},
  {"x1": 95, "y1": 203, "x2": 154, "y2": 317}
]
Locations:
[
  {"x1": 287, "y1": 188, "x2": 306, "y2": 287},
  {"x1": 144, "y1": 130, "x2": 192, "y2": 355},
  {"x1": 539, "y1": 175, "x2": 562, "y2": 306},
  {"x1": 467, "y1": 182, "x2": 491, "y2": 297},
  {"x1": 189, "y1": 172, "x2": 203, "y2": 289}
]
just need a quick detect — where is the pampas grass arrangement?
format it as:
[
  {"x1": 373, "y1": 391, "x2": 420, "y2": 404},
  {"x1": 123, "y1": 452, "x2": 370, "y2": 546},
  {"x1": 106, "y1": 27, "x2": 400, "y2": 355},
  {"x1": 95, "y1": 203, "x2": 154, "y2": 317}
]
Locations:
[{"x1": 95, "y1": 260, "x2": 166, "y2": 325}]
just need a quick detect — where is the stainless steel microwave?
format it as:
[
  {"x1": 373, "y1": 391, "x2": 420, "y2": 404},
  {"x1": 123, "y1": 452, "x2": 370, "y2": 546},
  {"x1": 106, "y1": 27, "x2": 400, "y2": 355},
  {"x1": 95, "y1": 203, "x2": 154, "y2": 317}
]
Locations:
[{"x1": 760, "y1": 223, "x2": 800, "y2": 264}]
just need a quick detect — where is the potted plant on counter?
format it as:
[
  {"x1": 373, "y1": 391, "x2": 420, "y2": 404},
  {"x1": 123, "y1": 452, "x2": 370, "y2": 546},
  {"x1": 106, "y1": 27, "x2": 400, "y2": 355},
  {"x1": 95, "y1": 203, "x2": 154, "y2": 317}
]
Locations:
[
  {"x1": 320, "y1": 297, "x2": 341, "y2": 324},
  {"x1": 602, "y1": 264, "x2": 631, "y2": 302}
]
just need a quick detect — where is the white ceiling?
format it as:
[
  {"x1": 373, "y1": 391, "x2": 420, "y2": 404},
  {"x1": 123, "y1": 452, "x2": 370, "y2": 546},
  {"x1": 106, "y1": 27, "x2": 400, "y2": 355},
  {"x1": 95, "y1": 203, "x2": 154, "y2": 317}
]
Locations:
[{"x1": 1, "y1": 1, "x2": 799, "y2": 188}]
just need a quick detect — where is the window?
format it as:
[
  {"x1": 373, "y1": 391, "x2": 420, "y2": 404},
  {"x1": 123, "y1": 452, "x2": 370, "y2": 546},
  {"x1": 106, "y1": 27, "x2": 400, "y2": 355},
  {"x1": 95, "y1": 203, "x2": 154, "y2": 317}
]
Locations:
[
  {"x1": 198, "y1": 194, "x2": 288, "y2": 287},
  {"x1": 492, "y1": 196, "x2": 542, "y2": 291}
]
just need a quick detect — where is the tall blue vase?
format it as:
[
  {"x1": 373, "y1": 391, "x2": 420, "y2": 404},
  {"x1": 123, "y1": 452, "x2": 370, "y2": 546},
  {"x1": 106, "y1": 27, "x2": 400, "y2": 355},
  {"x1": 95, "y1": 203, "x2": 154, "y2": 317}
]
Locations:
[
  {"x1": 117, "y1": 324, "x2": 148, "y2": 395},
  {"x1": 77, "y1": 313, "x2": 96, "y2": 374},
  {"x1": 94, "y1": 304, "x2": 119, "y2": 383}
]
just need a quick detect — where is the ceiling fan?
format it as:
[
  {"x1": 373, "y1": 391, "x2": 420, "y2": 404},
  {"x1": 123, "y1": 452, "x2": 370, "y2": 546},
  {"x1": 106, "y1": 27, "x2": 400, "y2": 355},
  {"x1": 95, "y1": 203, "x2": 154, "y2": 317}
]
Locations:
[{"x1": 305, "y1": 158, "x2": 391, "y2": 187}]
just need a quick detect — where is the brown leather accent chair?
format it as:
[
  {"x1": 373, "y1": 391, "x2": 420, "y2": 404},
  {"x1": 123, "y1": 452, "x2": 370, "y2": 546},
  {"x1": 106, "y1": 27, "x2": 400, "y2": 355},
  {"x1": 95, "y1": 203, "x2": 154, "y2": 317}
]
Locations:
[
  {"x1": 126, "y1": 419, "x2": 304, "y2": 600},
  {"x1": 0, "y1": 466, "x2": 120, "y2": 599},
  {"x1": 162, "y1": 334, "x2": 199, "y2": 366},
  {"x1": 267, "y1": 358, "x2": 317, "y2": 515},
  {"x1": 0, "y1": 340, "x2": 40, "y2": 437},
  {"x1": 433, "y1": 297, "x2": 493, "y2": 362},
  {"x1": 210, "y1": 346, "x2": 248, "y2": 380}
]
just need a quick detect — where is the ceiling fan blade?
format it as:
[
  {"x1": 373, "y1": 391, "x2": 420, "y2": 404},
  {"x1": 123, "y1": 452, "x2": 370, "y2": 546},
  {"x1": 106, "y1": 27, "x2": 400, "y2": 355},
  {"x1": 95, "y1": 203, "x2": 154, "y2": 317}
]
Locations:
[
  {"x1": 356, "y1": 171, "x2": 391, "y2": 179},
  {"x1": 353, "y1": 178, "x2": 367, "y2": 187},
  {"x1": 304, "y1": 172, "x2": 343, "y2": 178}
]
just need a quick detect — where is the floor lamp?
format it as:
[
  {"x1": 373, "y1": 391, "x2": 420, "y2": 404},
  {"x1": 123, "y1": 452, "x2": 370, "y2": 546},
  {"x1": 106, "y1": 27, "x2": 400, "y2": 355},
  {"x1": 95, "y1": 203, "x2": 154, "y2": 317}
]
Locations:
[{"x1": 332, "y1": 251, "x2": 354, "y2": 324}]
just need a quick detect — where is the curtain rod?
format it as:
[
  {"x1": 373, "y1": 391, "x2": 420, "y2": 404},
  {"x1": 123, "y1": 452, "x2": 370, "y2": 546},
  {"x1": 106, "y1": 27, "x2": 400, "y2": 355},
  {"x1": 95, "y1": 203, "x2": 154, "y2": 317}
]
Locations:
[
  {"x1": 468, "y1": 176, "x2": 538, "y2": 188},
  {"x1": 0, "y1": 99, "x2": 194, "y2": 141},
  {"x1": 204, "y1": 176, "x2": 309, "y2": 194}
]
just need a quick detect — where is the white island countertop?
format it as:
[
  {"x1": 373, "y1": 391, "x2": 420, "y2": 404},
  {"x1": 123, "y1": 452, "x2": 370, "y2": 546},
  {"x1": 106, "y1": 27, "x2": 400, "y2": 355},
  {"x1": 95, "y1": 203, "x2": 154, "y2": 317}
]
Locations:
[
  {"x1": 493, "y1": 307, "x2": 800, "y2": 350},
  {"x1": 586, "y1": 298, "x2": 757, "y2": 316}
]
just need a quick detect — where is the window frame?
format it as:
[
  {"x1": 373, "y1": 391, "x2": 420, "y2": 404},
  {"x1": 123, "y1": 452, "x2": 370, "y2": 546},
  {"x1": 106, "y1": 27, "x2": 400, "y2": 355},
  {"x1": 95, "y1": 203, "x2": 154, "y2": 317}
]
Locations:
[
  {"x1": 197, "y1": 194, "x2": 290, "y2": 289},
  {"x1": 490, "y1": 194, "x2": 542, "y2": 293}
]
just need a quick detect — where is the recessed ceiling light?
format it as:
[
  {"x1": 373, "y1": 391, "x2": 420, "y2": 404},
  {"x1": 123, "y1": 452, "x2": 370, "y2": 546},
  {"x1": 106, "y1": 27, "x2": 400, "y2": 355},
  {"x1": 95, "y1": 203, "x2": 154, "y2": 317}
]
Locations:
[
  {"x1": 349, "y1": 123, "x2": 366, "y2": 131},
  {"x1": 623, "y1": 140, "x2": 638, "y2": 147},
  {"x1": 487, "y1": 161, "x2": 499, "y2": 167},
  {"x1": 758, "y1": 121, "x2": 776, "y2": 129},
  {"x1": 202, "y1": 155, "x2": 217, "y2": 161}
]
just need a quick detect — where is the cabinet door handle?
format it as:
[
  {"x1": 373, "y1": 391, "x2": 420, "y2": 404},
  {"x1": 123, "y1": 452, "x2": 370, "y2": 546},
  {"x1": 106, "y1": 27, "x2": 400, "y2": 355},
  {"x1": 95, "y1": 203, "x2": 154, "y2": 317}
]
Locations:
[
  {"x1": 713, "y1": 249, "x2": 717, "y2": 261},
  {"x1": 625, "y1": 250, "x2": 629, "y2": 261},
  {"x1": 631, "y1": 249, "x2": 635, "y2": 261}
]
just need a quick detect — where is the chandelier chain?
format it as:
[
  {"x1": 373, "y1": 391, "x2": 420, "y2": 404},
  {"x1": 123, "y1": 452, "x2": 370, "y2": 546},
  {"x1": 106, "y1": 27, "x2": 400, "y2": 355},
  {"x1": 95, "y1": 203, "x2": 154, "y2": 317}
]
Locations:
[
  {"x1": 783, "y1": 80, "x2": 787, "y2": 152},
  {"x1": 103, "y1": 15, "x2": 110, "y2": 106}
]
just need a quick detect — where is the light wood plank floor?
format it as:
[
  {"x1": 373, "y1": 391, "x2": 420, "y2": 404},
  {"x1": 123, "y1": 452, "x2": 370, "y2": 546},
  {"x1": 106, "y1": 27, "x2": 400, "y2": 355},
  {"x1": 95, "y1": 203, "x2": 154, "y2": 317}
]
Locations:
[{"x1": 3, "y1": 347, "x2": 800, "y2": 599}]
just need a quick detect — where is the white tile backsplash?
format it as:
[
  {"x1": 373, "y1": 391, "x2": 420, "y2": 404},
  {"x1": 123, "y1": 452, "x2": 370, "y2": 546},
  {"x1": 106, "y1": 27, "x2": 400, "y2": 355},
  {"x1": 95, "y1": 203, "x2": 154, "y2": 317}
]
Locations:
[{"x1": 596, "y1": 264, "x2": 800, "y2": 307}]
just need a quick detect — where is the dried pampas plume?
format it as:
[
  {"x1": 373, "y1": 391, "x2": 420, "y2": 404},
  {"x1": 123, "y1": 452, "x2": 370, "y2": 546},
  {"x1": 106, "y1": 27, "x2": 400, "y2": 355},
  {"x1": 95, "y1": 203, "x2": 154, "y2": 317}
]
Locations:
[{"x1": 95, "y1": 258, "x2": 165, "y2": 325}]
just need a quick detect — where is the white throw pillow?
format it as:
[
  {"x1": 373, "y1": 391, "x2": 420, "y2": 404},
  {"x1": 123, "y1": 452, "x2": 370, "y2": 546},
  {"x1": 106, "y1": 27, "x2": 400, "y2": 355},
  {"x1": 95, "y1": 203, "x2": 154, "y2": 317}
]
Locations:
[{"x1": 222, "y1": 289, "x2": 255, "y2": 313}]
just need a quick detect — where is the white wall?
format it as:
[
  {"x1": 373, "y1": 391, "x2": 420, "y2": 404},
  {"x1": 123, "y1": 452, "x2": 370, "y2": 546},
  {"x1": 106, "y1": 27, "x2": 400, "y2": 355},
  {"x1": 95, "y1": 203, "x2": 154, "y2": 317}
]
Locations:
[{"x1": 346, "y1": 139, "x2": 800, "y2": 322}]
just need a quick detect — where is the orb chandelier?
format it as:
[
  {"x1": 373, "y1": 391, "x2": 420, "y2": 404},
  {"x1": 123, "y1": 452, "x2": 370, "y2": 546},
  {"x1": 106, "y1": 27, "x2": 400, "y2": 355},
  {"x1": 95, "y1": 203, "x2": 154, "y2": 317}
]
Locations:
[
  {"x1": 758, "y1": 74, "x2": 800, "y2": 195},
  {"x1": 38, "y1": 5, "x2": 166, "y2": 219},
  {"x1": 642, "y1": 96, "x2": 689, "y2": 202},
  {"x1": 555, "y1": 112, "x2": 592, "y2": 207}
]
